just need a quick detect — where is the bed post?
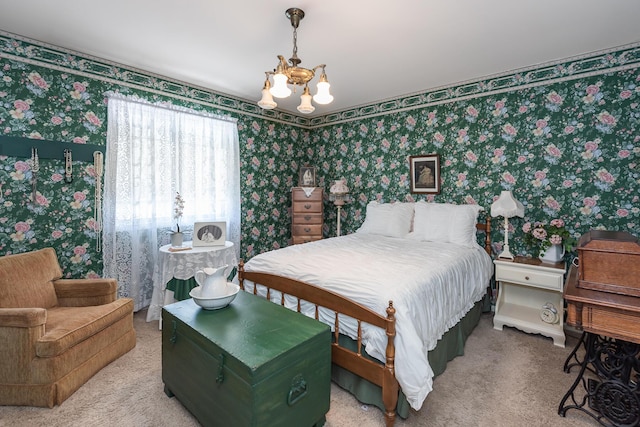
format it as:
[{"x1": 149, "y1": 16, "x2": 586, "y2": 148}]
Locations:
[
  {"x1": 238, "y1": 260, "x2": 245, "y2": 291},
  {"x1": 382, "y1": 301, "x2": 398, "y2": 427},
  {"x1": 484, "y1": 216, "x2": 491, "y2": 255}
]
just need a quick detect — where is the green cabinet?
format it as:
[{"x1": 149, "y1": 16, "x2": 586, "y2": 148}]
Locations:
[{"x1": 162, "y1": 292, "x2": 331, "y2": 427}]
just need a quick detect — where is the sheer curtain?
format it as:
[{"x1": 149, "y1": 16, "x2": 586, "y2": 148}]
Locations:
[{"x1": 103, "y1": 94, "x2": 240, "y2": 311}]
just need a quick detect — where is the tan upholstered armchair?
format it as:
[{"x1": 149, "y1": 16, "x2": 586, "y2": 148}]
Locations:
[{"x1": 0, "y1": 248, "x2": 136, "y2": 407}]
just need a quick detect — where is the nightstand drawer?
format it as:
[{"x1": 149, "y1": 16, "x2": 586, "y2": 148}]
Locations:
[{"x1": 496, "y1": 264, "x2": 563, "y2": 291}]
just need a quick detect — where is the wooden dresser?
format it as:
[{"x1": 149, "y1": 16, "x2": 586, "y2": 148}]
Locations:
[{"x1": 291, "y1": 187, "x2": 324, "y2": 244}]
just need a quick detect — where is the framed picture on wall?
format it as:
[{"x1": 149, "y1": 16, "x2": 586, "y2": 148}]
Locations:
[
  {"x1": 409, "y1": 154, "x2": 441, "y2": 194},
  {"x1": 299, "y1": 166, "x2": 316, "y2": 187},
  {"x1": 193, "y1": 222, "x2": 227, "y2": 246}
]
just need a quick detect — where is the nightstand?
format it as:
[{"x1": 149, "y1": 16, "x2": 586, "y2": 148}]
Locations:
[{"x1": 493, "y1": 256, "x2": 566, "y2": 347}]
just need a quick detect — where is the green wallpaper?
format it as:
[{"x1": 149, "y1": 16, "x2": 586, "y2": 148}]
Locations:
[
  {"x1": 0, "y1": 32, "x2": 639, "y2": 281},
  {"x1": 316, "y1": 70, "x2": 639, "y2": 258}
]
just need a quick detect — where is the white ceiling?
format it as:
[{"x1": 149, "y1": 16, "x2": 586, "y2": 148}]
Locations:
[{"x1": 2, "y1": 1, "x2": 640, "y2": 117}]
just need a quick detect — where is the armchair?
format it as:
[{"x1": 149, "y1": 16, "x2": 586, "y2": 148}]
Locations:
[{"x1": 0, "y1": 248, "x2": 136, "y2": 407}]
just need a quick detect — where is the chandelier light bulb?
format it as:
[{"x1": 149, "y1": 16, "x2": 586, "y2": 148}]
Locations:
[
  {"x1": 270, "y1": 73, "x2": 292, "y2": 98},
  {"x1": 313, "y1": 73, "x2": 333, "y2": 105},
  {"x1": 297, "y1": 86, "x2": 315, "y2": 114},
  {"x1": 257, "y1": 78, "x2": 277, "y2": 109}
]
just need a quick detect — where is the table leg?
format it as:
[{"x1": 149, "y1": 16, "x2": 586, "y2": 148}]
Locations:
[{"x1": 559, "y1": 333, "x2": 640, "y2": 427}]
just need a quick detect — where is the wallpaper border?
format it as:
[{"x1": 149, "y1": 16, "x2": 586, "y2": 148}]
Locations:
[{"x1": 2, "y1": 30, "x2": 639, "y2": 129}]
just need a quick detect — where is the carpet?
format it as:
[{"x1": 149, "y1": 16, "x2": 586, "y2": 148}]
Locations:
[{"x1": 0, "y1": 310, "x2": 598, "y2": 426}]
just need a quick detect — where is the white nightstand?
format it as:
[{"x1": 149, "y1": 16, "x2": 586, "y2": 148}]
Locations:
[{"x1": 493, "y1": 256, "x2": 566, "y2": 347}]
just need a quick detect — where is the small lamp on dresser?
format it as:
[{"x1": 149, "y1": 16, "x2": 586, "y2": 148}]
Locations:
[
  {"x1": 490, "y1": 190, "x2": 524, "y2": 260},
  {"x1": 329, "y1": 179, "x2": 349, "y2": 237}
]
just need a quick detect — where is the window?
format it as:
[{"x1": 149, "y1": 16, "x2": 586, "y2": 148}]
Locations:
[{"x1": 102, "y1": 94, "x2": 240, "y2": 310}]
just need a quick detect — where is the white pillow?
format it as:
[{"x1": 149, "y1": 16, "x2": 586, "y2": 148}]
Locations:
[
  {"x1": 356, "y1": 201, "x2": 414, "y2": 238},
  {"x1": 409, "y1": 201, "x2": 484, "y2": 247}
]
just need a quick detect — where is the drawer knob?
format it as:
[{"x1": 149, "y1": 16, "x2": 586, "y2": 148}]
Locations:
[
  {"x1": 525, "y1": 276, "x2": 530, "y2": 280},
  {"x1": 304, "y1": 204, "x2": 311, "y2": 209},
  {"x1": 304, "y1": 227, "x2": 311, "y2": 232},
  {"x1": 304, "y1": 215, "x2": 311, "y2": 221}
]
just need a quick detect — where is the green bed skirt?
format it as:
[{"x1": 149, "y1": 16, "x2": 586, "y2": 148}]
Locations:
[{"x1": 331, "y1": 299, "x2": 484, "y2": 419}]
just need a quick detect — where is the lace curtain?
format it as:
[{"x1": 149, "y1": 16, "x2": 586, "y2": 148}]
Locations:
[{"x1": 103, "y1": 94, "x2": 240, "y2": 311}]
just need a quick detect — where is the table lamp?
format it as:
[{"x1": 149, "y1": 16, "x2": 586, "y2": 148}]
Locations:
[
  {"x1": 329, "y1": 179, "x2": 349, "y2": 236},
  {"x1": 490, "y1": 190, "x2": 524, "y2": 260}
]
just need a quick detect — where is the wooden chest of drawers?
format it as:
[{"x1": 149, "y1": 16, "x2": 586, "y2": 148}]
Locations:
[
  {"x1": 291, "y1": 187, "x2": 324, "y2": 245},
  {"x1": 162, "y1": 293, "x2": 331, "y2": 427}
]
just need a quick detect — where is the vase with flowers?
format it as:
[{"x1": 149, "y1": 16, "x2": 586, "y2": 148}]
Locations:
[
  {"x1": 522, "y1": 218, "x2": 575, "y2": 263},
  {"x1": 171, "y1": 192, "x2": 185, "y2": 247}
]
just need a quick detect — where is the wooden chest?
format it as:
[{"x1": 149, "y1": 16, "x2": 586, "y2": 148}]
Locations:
[
  {"x1": 577, "y1": 230, "x2": 640, "y2": 297},
  {"x1": 162, "y1": 292, "x2": 331, "y2": 427},
  {"x1": 291, "y1": 187, "x2": 324, "y2": 245}
]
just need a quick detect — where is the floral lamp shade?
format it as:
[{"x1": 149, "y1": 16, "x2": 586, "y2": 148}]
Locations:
[
  {"x1": 329, "y1": 179, "x2": 349, "y2": 236},
  {"x1": 491, "y1": 190, "x2": 525, "y2": 259},
  {"x1": 329, "y1": 180, "x2": 349, "y2": 206}
]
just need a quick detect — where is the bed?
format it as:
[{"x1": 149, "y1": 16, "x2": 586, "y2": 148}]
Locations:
[{"x1": 237, "y1": 201, "x2": 493, "y2": 426}]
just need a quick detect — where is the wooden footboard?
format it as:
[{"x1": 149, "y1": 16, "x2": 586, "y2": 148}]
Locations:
[{"x1": 237, "y1": 262, "x2": 400, "y2": 427}]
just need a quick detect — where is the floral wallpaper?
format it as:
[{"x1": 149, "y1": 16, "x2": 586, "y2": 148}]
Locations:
[
  {"x1": 316, "y1": 70, "x2": 639, "y2": 257},
  {"x1": 1, "y1": 32, "x2": 639, "y2": 286}
]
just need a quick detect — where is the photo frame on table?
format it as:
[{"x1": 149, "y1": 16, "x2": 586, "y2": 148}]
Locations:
[
  {"x1": 299, "y1": 166, "x2": 316, "y2": 187},
  {"x1": 193, "y1": 222, "x2": 226, "y2": 246},
  {"x1": 409, "y1": 154, "x2": 441, "y2": 194}
]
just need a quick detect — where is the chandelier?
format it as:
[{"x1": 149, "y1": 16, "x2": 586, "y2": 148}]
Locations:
[{"x1": 258, "y1": 8, "x2": 333, "y2": 114}]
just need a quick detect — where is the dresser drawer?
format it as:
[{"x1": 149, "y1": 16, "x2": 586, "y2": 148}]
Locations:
[
  {"x1": 496, "y1": 263, "x2": 563, "y2": 291},
  {"x1": 292, "y1": 213, "x2": 323, "y2": 225},
  {"x1": 293, "y1": 201, "x2": 323, "y2": 214},
  {"x1": 292, "y1": 224, "x2": 322, "y2": 236},
  {"x1": 292, "y1": 187, "x2": 323, "y2": 202},
  {"x1": 292, "y1": 236, "x2": 323, "y2": 245}
]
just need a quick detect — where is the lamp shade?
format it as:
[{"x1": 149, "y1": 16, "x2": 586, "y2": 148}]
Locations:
[
  {"x1": 490, "y1": 190, "x2": 524, "y2": 218},
  {"x1": 313, "y1": 72, "x2": 334, "y2": 105},
  {"x1": 258, "y1": 87, "x2": 277, "y2": 110},
  {"x1": 297, "y1": 86, "x2": 315, "y2": 114},
  {"x1": 329, "y1": 179, "x2": 349, "y2": 195},
  {"x1": 270, "y1": 72, "x2": 292, "y2": 98}
]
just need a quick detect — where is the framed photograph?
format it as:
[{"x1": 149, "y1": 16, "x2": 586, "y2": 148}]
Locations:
[
  {"x1": 299, "y1": 166, "x2": 316, "y2": 187},
  {"x1": 409, "y1": 154, "x2": 441, "y2": 194},
  {"x1": 193, "y1": 222, "x2": 226, "y2": 246}
]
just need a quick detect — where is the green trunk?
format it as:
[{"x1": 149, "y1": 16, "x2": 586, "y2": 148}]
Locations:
[{"x1": 162, "y1": 292, "x2": 331, "y2": 427}]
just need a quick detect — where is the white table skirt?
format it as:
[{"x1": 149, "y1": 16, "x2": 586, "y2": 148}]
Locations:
[{"x1": 145, "y1": 241, "x2": 238, "y2": 325}]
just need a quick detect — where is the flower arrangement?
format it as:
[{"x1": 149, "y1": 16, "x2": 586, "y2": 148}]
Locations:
[
  {"x1": 173, "y1": 192, "x2": 185, "y2": 232},
  {"x1": 522, "y1": 218, "x2": 576, "y2": 257}
]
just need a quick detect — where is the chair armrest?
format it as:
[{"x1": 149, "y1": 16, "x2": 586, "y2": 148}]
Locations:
[
  {"x1": 0, "y1": 308, "x2": 47, "y2": 383},
  {"x1": 53, "y1": 278, "x2": 117, "y2": 306},
  {"x1": 0, "y1": 308, "x2": 47, "y2": 328}
]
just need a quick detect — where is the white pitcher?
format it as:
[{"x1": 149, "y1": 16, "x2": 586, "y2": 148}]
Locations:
[{"x1": 194, "y1": 265, "x2": 229, "y2": 298}]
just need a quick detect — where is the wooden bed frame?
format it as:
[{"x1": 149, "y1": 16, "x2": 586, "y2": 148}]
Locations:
[{"x1": 237, "y1": 218, "x2": 491, "y2": 427}]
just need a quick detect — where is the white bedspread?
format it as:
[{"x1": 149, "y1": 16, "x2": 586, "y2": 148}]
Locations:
[{"x1": 243, "y1": 233, "x2": 493, "y2": 410}]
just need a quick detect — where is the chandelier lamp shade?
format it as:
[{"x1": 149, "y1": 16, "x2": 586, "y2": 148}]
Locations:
[
  {"x1": 258, "y1": 8, "x2": 334, "y2": 114},
  {"x1": 329, "y1": 179, "x2": 349, "y2": 237},
  {"x1": 490, "y1": 190, "x2": 525, "y2": 260}
]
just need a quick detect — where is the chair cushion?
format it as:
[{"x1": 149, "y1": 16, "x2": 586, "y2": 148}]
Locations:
[
  {"x1": 36, "y1": 299, "x2": 134, "y2": 357},
  {"x1": 0, "y1": 248, "x2": 61, "y2": 309}
]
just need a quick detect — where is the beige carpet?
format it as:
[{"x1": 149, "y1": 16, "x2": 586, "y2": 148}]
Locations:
[{"x1": 0, "y1": 310, "x2": 599, "y2": 426}]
